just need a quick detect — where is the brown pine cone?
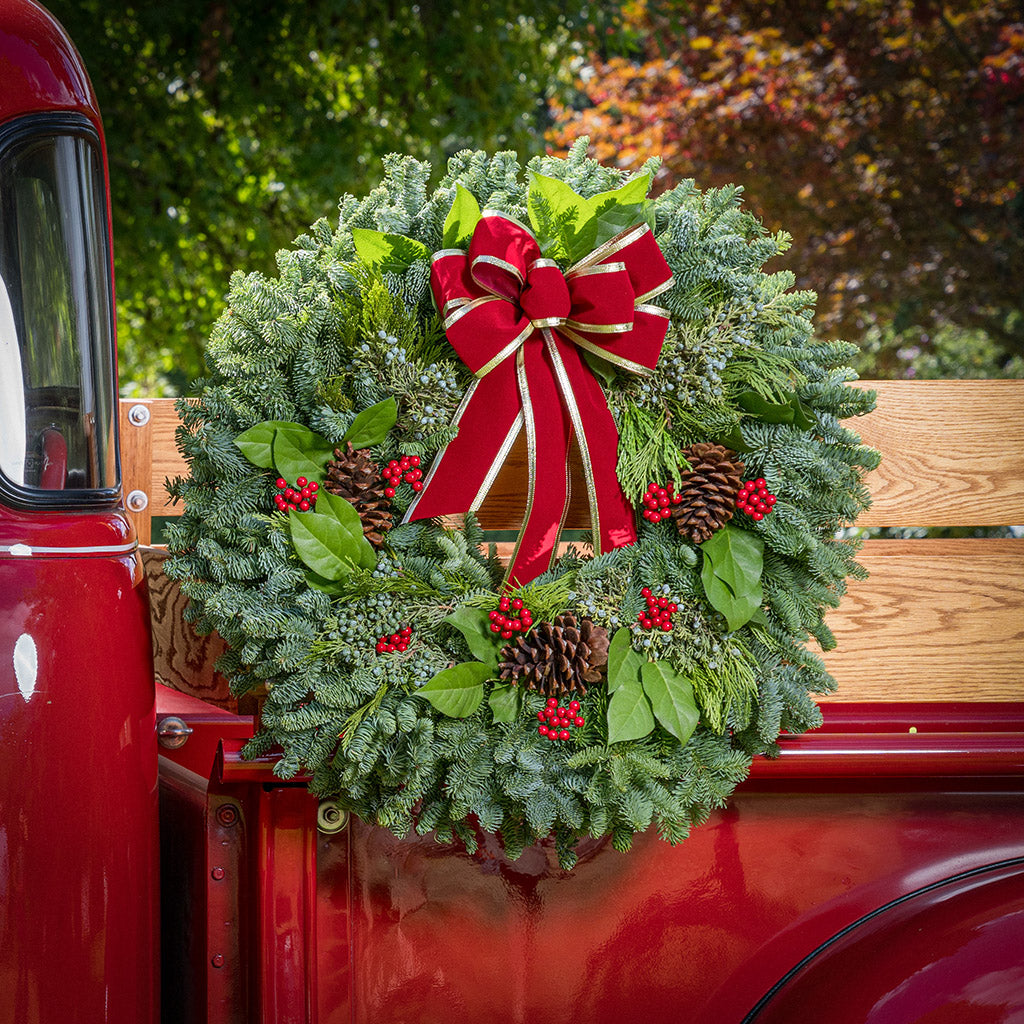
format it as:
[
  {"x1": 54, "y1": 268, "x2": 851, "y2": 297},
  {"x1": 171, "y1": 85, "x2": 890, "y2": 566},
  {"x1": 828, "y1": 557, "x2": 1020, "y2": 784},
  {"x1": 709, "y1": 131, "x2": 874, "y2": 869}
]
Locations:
[
  {"x1": 670, "y1": 442, "x2": 745, "y2": 544},
  {"x1": 323, "y1": 442, "x2": 393, "y2": 548},
  {"x1": 498, "y1": 614, "x2": 609, "y2": 698}
]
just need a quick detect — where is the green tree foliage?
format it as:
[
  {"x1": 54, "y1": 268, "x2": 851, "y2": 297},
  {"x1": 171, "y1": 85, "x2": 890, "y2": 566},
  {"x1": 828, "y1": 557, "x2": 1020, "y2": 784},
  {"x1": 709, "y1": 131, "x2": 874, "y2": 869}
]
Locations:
[
  {"x1": 549, "y1": 0, "x2": 1024, "y2": 373},
  {"x1": 52, "y1": 1, "x2": 624, "y2": 392}
]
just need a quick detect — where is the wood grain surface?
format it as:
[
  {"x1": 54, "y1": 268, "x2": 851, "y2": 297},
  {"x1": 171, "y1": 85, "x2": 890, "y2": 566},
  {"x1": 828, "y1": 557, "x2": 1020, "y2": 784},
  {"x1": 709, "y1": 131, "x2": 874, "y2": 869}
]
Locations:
[
  {"x1": 820, "y1": 538, "x2": 1024, "y2": 702},
  {"x1": 850, "y1": 380, "x2": 1024, "y2": 527},
  {"x1": 142, "y1": 546, "x2": 235, "y2": 709},
  {"x1": 121, "y1": 380, "x2": 1024, "y2": 534}
]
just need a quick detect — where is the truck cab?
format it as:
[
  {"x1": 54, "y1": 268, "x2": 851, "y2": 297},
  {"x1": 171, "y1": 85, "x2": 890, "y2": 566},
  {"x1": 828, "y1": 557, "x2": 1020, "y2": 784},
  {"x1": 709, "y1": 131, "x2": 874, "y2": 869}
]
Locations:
[{"x1": 0, "y1": 3, "x2": 158, "y2": 1021}]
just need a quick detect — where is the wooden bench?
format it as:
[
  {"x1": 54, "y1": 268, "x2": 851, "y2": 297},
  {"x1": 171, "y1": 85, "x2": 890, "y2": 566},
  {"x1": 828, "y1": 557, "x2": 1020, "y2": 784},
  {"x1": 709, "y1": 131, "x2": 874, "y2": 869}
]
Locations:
[{"x1": 122, "y1": 379, "x2": 1024, "y2": 709}]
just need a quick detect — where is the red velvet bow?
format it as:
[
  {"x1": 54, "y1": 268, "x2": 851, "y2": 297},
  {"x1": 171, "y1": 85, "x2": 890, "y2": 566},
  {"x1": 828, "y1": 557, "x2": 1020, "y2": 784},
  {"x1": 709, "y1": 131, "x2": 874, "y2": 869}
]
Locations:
[{"x1": 404, "y1": 211, "x2": 673, "y2": 587}]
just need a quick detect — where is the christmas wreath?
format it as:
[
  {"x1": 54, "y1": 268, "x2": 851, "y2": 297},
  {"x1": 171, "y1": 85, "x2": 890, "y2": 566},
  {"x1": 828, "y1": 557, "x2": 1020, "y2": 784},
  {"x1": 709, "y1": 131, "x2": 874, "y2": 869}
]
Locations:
[{"x1": 167, "y1": 140, "x2": 878, "y2": 867}]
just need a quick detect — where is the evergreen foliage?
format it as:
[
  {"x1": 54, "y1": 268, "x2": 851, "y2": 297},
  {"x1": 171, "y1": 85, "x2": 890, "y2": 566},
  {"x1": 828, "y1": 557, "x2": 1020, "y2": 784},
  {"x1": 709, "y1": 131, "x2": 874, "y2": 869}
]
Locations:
[{"x1": 166, "y1": 144, "x2": 877, "y2": 866}]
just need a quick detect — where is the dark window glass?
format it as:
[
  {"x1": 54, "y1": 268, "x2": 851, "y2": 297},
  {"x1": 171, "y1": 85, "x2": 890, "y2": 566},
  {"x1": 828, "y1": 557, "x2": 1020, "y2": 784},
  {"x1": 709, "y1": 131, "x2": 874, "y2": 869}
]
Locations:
[{"x1": 0, "y1": 123, "x2": 117, "y2": 496}]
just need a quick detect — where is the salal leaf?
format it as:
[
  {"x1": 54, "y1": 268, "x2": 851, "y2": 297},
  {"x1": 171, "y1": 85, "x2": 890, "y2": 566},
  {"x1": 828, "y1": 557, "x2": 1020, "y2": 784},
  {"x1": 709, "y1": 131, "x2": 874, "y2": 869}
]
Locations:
[
  {"x1": 235, "y1": 420, "x2": 297, "y2": 469},
  {"x1": 589, "y1": 173, "x2": 654, "y2": 250},
  {"x1": 288, "y1": 509, "x2": 360, "y2": 581},
  {"x1": 640, "y1": 662, "x2": 699, "y2": 744},
  {"x1": 442, "y1": 184, "x2": 482, "y2": 250},
  {"x1": 303, "y1": 568, "x2": 348, "y2": 596},
  {"x1": 315, "y1": 490, "x2": 377, "y2": 570},
  {"x1": 700, "y1": 525, "x2": 764, "y2": 631},
  {"x1": 607, "y1": 672, "x2": 655, "y2": 744},
  {"x1": 607, "y1": 627, "x2": 643, "y2": 693},
  {"x1": 443, "y1": 606, "x2": 500, "y2": 669},
  {"x1": 351, "y1": 228, "x2": 430, "y2": 273},
  {"x1": 738, "y1": 390, "x2": 815, "y2": 431},
  {"x1": 342, "y1": 396, "x2": 397, "y2": 449},
  {"x1": 488, "y1": 683, "x2": 519, "y2": 723},
  {"x1": 271, "y1": 425, "x2": 334, "y2": 485},
  {"x1": 527, "y1": 170, "x2": 595, "y2": 263},
  {"x1": 582, "y1": 347, "x2": 618, "y2": 388},
  {"x1": 715, "y1": 423, "x2": 753, "y2": 453},
  {"x1": 417, "y1": 662, "x2": 491, "y2": 718}
]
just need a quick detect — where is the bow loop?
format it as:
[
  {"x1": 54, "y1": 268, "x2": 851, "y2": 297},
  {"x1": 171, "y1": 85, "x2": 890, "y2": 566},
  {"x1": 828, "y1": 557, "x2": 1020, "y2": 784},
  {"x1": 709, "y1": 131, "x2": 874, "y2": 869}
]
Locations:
[{"x1": 469, "y1": 213, "x2": 540, "y2": 300}]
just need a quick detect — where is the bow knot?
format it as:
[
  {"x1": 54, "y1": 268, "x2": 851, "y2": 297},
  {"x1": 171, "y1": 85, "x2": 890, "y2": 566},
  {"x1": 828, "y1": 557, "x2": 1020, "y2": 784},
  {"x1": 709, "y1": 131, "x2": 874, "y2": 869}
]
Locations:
[{"x1": 406, "y1": 211, "x2": 674, "y2": 587}]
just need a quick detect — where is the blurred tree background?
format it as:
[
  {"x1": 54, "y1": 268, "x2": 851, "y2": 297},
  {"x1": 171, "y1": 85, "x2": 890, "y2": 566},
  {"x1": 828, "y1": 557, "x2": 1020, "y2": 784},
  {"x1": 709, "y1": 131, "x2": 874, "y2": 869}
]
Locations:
[
  {"x1": 52, "y1": 0, "x2": 1022, "y2": 392},
  {"x1": 550, "y1": 0, "x2": 1024, "y2": 380}
]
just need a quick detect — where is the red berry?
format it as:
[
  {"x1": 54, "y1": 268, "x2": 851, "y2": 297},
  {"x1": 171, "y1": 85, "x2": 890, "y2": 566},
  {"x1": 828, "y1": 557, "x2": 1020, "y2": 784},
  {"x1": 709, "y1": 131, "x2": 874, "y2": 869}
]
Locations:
[
  {"x1": 752, "y1": 511, "x2": 764, "y2": 521},
  {"x1": 661, "y1": 622, "x2": 672, "y2": 631},
  {"x1": 411, "y1": 481, "x2": 423, "y2": 491},
  {"x1": 298, "y1": 500, "x2": 311, "y2": 511},
  {"x1": 400, "y1": 456, "x2": 410, "y2": 468},
  {"x1": 397, "y1": 642, "x2": 408, "y2": 652},
  {"x1": 510, "y1": 619, "x2": 522, "y2": 632},
  {"x1": 668, "y1": 603, "x2": 678, "y2": 613},
  {"x1": 384, "y1": 487, "x2": 396, "y2": 498},
  {"x1": 641, "y1": 587, "x2": 651, "y2": 598},
  {"x1": 547, "y1": 698, "x2": 558, "y2": 708},
  {"x1": 388, "y1": 460, "x2": 399, "y2": 470},
  {"x1": 276, "y1": 478, "x2": 287, "y2": 488},
  {"x1": 672, "y1": 493, "x2": 682, "y2": 503},
  {"x1": 490, "y1": 623, "x2": 501, "y2": 633},
  {"x1": 489, "y1": 611, "x2": 499, "y2": 621},
  {"x1": 539, "y1": 725, "x2": 549, "y2": 736},
  {"x1": 499, "y1": 597, "x2": 510, "y2": 611},
  {"x1": 638, "y1": 612, "x2": 647, "y2": 622},
  {"x1": 511, "y1": 598, "x2": 523, "y2": 610},
  {"x1": 495, "y1": 614, "x2": 507, "y2": 627},
  {"x1": 568, "y1": 701, "x2": 580, "y2": 712},
  {"x1": 501, "y1": 630, "x2": 513, "y2": 639},
  {"x1": 736, "y1": 497, "x2": 747, "y2": 508},
  {"x1": 376, "y1": 642, "x2": 386, "y2": 653},
  {"x1": 559, "y1": 730, "x2": 570, "y2": 741},
  {"x1": 658, "y1": 496, "x2": 669, "y2": 508},
  {"x1": 641, "y1": 618, "x2": 653, "y2": 630},
  {"x1": 296, "y1": 477, "x2": 307, "y2": 487},
  {"x1": 755, "y1": 478, "x2": 766, "y2": 489},
  {"x1": 309, "y1": 482, "x2": 318, "y2": 492},
  {"x1": 574, "y1": 716, "x2": 585, "y2": 727},
  {"x1": 558, "y1": 706, "x2": 569, "y2": 718},
  {"x1": 521, "y1": 612, "x2": 532, "y2": 624},
  {"x1": 386, "y1": 644, "x2": 396, "y2": 652},
  {"x1": 410, "y1": 456, "x2": 420, "y2": 467},
  {"x1": 765, "y1": 494, "x2": 776, "y2": 505},
  {"x1": 403, "y1": 472, "x2": 416, "y2": 483}
]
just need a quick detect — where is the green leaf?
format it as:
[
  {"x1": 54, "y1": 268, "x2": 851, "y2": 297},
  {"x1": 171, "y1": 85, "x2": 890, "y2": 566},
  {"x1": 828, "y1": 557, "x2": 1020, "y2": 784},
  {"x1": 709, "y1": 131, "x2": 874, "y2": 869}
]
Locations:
[
  {"x1": 235, "y1": 420, "x2": 297, "y2": 469},
  {"x1": 589, "y1": 173, "x2": 653, "y2": 249},
  {"x1": 582, "y1": 347, "x2": 618, "y2": 388},
  {"x1": 442, "y1": 184, "x2": 481, "y2": 250},
  {"x1": 303, "y1": 568, "x2": 348, "y2": 596},
  {"x1": 607, "y1": 627, "x2": 643, "y2": 694},
  {"x1": 416, "y1": 662, "x2": 491, "y2": 718},
  {"x1": 607, "y1": 671, "x2": 655, "y2": 744},
  {"x1": 351, "y1": 227, "x2": 430, "y2": 273},
  {"x1": 287, "y1": 509, "x2": 360, "y2": 581},
  {"x1": 527, "y1": 170, "x2": 595, "y2": 262},
  {"x1": 488, "y1": 683, "x2": 520, "y2": 723},
  {"x1": 737, "y1": 390, "x2": 815, "y2": 431},
  {"x1": 700, "y1": 525, "x2": 765, "y2": 631},
  {"x1": 640, "y1": 662, "x2": 699, "y2": 744},
  {"x1": 271, "y1": 424, "x2": 334, "y2": 484},
  {"x1": 342, "y1": 396, "x2": 398, "y2": 449},
  {"x1": 715, "y1": 424, "x2": 753, "y2": 453},
  {"x1": 315, "y1": 490, "x2": 377, "y2": 570},
  {"x1": 443, "y1": 606, "x2": 500, "y2": 670}
]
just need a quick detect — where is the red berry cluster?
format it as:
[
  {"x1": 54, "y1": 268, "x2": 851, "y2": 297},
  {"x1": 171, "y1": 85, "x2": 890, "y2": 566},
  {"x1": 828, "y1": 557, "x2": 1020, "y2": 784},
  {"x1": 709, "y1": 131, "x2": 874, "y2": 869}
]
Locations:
[
  {"x1": 383, "y1": 455, "x2": 423, "y2": 498},
  {"x1": 275, "y1": 476, "x2": 319, "y2": 512},
  {"x1": 736, "y1": 478, "x2": 776, "y2": 521},
  {"x1": 638, "y1": 587, "x2": 677, "y2": 632},
  {"x1": 375, "y1": 626, "x2": 412, "y2": 654},
  {"x1": 489, "y1": 596, "x2": 533, "y2": 640},
  {"x1": 641, "y1": 481, "x2": 682, "y2": 523},
  {"x1": 537, "y1": 698, "x2": 585, "y2": 741}
]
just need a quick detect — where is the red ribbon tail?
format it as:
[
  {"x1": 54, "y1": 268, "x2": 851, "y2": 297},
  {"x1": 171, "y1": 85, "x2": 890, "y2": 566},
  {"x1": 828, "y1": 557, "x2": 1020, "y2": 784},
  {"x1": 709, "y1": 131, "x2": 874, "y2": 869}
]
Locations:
[{"x1": 403, "y1": 361, "x2": 522, "y2": 523}]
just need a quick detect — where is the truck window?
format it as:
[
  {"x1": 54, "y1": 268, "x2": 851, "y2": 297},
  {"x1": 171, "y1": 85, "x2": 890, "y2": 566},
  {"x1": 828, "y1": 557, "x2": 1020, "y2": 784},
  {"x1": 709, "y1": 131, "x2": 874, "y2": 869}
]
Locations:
[{"x1": 0, "y1": 118, "x2": 117, "y2": 500}]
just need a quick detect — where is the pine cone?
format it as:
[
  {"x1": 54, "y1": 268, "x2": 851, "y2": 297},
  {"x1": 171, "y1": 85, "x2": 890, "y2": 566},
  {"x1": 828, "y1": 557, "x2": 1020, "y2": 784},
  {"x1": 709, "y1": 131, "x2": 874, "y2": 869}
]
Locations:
[
  {"x1": 498, "y1": 614, "x2": 609, "y2": 698},
  {"x1": 670, "y1": 442, "x2": 745, "y2": 544},
  {"x1": 323, "y1": 442, "x2": 393, "y2": 548}
]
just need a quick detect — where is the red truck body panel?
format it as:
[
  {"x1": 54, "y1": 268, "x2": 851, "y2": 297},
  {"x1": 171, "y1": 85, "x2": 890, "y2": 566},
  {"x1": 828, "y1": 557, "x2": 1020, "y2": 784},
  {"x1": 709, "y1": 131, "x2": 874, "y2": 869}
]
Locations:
[
  {"x1": 157, "y1": 688, "x2": 1024, "y2": 1024},
  {"x1": 0, "y1": 4, "x2": 159, "y2": 1022}
]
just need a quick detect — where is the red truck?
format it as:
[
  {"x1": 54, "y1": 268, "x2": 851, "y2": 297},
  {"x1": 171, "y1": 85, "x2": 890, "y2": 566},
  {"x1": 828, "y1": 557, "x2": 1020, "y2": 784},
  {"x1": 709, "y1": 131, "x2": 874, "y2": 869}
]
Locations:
[{"x1": 2, "y1": 3, "x2": 1023, "y2": 1023}]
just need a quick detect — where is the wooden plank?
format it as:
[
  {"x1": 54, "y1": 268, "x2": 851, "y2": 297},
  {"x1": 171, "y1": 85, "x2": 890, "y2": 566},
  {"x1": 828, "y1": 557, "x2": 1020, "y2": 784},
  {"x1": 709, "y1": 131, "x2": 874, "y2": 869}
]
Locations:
[
  {"x1": 853, "y1": 379, "x2": 1024, "y2": 527},
  {"x1": 123, "y1": 382, "x2": 1024, "y2": 531},
  {"x1": 820, "y1": 538, "x2": 1024, "y2": 702}
]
